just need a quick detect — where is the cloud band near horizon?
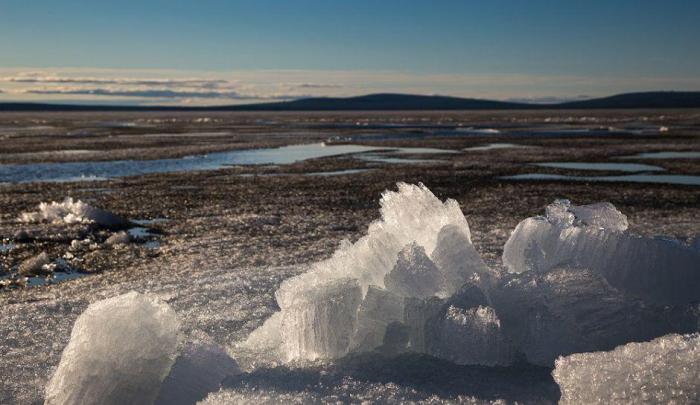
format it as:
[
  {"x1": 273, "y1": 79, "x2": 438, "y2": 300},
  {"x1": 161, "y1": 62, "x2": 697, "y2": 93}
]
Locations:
[{"x1": 1, "y1": 68, "x2": 699, "y2": 106}]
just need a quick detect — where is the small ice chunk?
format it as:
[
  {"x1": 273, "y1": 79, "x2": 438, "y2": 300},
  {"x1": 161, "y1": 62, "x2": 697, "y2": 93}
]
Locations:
[
  {"x1": 426, "y1": 305, "x2": 513, "y2": 366},
  {"x1": 45, "y1": 291, "x2": 181, "y2": 405},
  {"x1": 568, "y1": 202, "x2": 628, "y2": 231},
  {"x1": 155, "y1": 343, "x2": 240, "y2": 405},
  {"x1": 18, "y1": 252, "x2": 51, "y2": 276},
  {"x1": 19, "y1": 197, "x2": 128, "y2": 228},
  {"x1": 384, "y1": 242, "x2": 446, "y2": 298},
  {"x1": 545, "y1": 199, "x2": 628, "y2": 231},
  {"x1": 553, "y1": 333, "x2": 700, "y2": 404},
  {"x1": 105, "y1": 231, "x2": 131, "y2": 246},
  {"x1": 280, "y1": 278, "x2": 362, "y2": 361},
  {"x1": 503, "y1": 200, "x2": 700, "y2": 305}
]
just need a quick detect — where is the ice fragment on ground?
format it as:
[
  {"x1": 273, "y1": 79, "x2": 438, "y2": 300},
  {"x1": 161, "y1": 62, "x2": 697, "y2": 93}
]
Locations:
[
  {"x1": 45, "y1": 291, "x2": 181, "y2": 405},
  {"x1": 105, "y1": 231, "x2": 131, "y2": 246},
  {"x1": 155, "y1": 343, "x2": 241, "y2": 405},
  {"x1": 553, "y1": 333, "x2": 700, "y2": 404},
  {"x1": 384, "y1": 242, "x2": 446, "y2": 298},
  {"x1": 503, "y1": 200, "x2": 700, "y2": 305},
  {"x1": 19, "y1": 197, "x2": 129, "y2": 228}
]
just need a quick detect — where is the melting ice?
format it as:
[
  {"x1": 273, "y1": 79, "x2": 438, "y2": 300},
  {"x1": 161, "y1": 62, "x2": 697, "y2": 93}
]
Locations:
[{"x1": 46, "y1": 184, "x2": 700, "y2": 403}]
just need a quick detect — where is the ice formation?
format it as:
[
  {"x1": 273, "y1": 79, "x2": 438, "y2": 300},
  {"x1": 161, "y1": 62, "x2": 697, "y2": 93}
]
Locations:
[
  {"x1": 503, "y1": 199, "x2": 700, "y2": 305},
  {"x1": 238, "y1": 183, "x2": 493, "y2": 364},
  {"x1": 553, "y1": 333, "x2": 700, "y2": 404},
  {"x1": 45, "y1": 292, "x2": 181, "y2": 405},
  {"x1": 40, "y1": 184, "x2": 700, "y2": 402},
  {"x1": 238, "y1": 184, "x2": 700, "y2": 371},
  {"x1": 19, "y1": 197, "x2": 128, "y2": 228}
]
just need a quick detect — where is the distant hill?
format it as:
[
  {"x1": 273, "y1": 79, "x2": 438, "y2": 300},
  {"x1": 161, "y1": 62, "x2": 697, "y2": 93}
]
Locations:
[
  {"x1": 1, "y1": 91, "x2": 699, "y2": 111},
  {"x1": 219, "y1": 93, "x2": 530, "y2": 111},
  {"x1": 555, "y1": 91, "x2": 700, "y2": 109}
]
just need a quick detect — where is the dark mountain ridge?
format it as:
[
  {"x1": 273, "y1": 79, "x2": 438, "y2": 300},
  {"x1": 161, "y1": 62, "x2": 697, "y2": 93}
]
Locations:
[{"x1": 1, "y1": 91, "x2": 699, "y2": 111}]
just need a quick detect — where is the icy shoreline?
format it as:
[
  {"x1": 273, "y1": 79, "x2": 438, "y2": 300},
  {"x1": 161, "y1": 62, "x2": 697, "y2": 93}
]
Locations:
[{"x1": 43, "y1": 183, "x2": 700, "y2": 404}]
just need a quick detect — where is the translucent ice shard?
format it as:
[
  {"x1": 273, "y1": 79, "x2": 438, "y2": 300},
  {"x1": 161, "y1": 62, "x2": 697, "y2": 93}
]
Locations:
[
  {"x1": 19, "y1": 197, "x2": 128, "y2": 228},
  {"x1": 384, "y1": 242, "x2": 446, "y2": 298},
  {"x1": 45, "y1": 291, "x2": 181, "y2": 405},
  {"x1": 553, "y1": 333, "x2": 700, "y2": 404},
  {"x1": 545, "y1": 199, "x2": 628, "y2": 231},
  {"x1": 503, "y1": 200, "x2": 700, "y2": 305},
  {"x1": 430, "y1": 224, "x2": 495, "y2": 295},
  {"x1": 279, "y1": 278, "x2": 362, "y2": 361}
]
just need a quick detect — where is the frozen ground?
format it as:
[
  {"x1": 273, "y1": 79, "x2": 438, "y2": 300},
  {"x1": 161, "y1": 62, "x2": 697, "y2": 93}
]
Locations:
[{"x1": 1, "y1": 110, "x2": 699, "y2": 404}]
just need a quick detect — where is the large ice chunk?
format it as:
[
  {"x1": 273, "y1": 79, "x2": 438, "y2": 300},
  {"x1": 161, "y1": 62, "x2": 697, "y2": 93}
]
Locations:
[
  {"x1": 274, "y1": 183, "x2": 471, "y2": 307},
  {"x1": 45, "y1": 291, "x2": 181, "y2": 405},
  {"x1": 553, "y1": 333, "x2": 700, "y2": 404},
  {"x1": 239, "y1": 183, "x2": 484, "y2": 364},
  {"x1": 19, "y1": 197, "x2": 128, "y2": 228},
  {"x1": 384, "y1": 242, "x2": 446, "y2": 298},
  {"x1": 488, "y1": 268, "x2": 698, "y2": 366},
  {"x1": 503, "y1": 200, "x2": 700, "y2": 305}
]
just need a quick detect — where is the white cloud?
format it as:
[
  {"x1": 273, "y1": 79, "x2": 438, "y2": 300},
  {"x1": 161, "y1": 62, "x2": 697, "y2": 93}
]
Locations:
[
  {"x1": 0, "y1": 67, "x2": 699, "y2": 106},
  {"x1": 23, "y1": 87, "x2": 295, "y2": 100}
]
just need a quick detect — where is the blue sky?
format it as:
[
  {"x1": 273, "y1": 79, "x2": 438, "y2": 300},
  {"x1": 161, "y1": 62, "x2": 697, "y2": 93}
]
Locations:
[{"x1": 1, "y1": 0, "x2": 699, "y2": 105}]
